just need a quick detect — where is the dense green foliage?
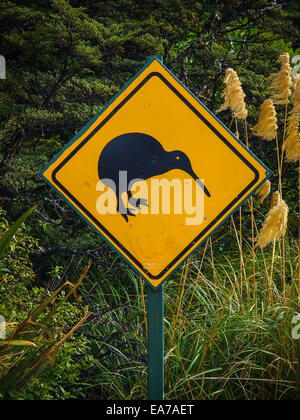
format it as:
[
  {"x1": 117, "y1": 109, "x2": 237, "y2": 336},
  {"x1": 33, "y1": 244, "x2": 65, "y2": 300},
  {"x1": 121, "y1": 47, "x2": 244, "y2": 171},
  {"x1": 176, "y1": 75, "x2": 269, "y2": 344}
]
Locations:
[
  {"x1": 0, "y1": 0, "x2": 299, "y2": 400},
  {"x1": 0, "y1": 207, "x2": 94, "y2": 400}
]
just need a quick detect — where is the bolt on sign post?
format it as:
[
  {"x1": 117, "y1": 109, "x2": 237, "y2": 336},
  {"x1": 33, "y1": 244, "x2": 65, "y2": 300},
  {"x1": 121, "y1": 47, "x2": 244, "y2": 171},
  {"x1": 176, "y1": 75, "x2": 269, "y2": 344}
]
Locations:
[{"x1": 39, "y1": 56, "x2": 272, "y2": 400}]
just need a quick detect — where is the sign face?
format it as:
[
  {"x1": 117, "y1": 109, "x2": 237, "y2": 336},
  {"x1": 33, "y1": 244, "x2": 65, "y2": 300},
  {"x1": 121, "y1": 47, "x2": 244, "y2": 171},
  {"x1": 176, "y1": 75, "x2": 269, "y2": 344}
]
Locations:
[{"x1": 39, "y1": 57, "x2": 271, "y2": 289}]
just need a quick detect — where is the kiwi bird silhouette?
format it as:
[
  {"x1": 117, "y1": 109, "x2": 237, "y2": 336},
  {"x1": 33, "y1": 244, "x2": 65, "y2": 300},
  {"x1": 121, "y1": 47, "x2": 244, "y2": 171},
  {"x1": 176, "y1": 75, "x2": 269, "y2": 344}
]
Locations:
[{"x1": 98, "y1": 132, "x2": 210, "y2": 222}]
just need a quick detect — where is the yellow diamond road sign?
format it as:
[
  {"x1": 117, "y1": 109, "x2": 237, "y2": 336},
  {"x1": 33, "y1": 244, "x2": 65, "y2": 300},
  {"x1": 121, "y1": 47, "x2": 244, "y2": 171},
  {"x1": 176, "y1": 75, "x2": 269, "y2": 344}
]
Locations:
[{"x1": 39, "y1": 57, "x2": 271, "y2": 289}]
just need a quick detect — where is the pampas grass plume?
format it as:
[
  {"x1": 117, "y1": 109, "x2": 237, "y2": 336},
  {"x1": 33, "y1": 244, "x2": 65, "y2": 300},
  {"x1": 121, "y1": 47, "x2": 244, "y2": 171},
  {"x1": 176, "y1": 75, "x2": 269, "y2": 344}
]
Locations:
[
  {"x1": 284, "y1": 126, "x2": 300, "y2": 162},
  {"x1": 256, "y1": 180, "x2": 271, "y2": 203},
  {"x1": 291, "y1": 75, "x2": 300, "y2": 110},
  {"x1": 270, "y1": 190, "x2": 281, "y2": 210},
  {"x1": 252, "y1": 99, "x2": 278, "y2": 140},
  {"x1": 257, "y1": 198, "x2": 288, "y2": 248},
  {"x1": 284, "y1": 76, "x2": 300, "y2": 162},
  {"x1": 270, "y1": 53, "x2": 292, "y2": 105},
  {"x1": 216, "y1": 68, "x2": 248, "y2": 120}
]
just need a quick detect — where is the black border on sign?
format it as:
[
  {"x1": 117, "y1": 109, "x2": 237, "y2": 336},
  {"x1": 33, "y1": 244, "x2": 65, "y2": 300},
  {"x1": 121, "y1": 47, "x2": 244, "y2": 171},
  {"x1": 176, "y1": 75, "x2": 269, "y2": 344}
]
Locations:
[{"x1": 52, "y1": 72, "x2": 259, "y2": 280}]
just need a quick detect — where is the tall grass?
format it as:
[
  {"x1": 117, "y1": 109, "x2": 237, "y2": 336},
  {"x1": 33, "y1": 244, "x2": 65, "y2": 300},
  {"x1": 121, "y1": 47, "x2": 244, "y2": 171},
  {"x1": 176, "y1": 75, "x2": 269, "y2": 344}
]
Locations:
[{"x1": 78, "y1": 231, "x2": 298, "y2": 400}]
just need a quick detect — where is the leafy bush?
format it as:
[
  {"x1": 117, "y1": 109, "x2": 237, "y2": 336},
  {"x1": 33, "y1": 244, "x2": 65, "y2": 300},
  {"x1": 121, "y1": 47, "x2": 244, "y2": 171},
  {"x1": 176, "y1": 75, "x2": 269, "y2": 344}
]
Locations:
[{"x1": 0, "y1": 207, "x2": 94, "y2": 400}]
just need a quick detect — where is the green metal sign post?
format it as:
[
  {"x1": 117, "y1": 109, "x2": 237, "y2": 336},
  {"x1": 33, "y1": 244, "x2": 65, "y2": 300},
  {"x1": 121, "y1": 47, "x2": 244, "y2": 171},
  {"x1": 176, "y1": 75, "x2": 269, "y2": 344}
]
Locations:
[{"x1": 147, "y1": 286, "x2": 164, "y2": 400}]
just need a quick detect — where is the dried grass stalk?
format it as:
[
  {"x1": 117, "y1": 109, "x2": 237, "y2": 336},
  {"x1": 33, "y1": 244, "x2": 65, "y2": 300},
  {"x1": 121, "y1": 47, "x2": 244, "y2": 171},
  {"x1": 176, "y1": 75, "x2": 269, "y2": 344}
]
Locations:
[
  {"x1": 252, "y1": 99, "x2": 277, "y2": 140},
  {"x1": 256, "y1": 180, "x2": 271, "y2": 203},
  {"x1": 270, "y1": 53, "x2": 292, "y2": 105},
  {"x1": 257, "y1": 199, "x2": 288, "y2": 248},
  {"x1": 216, "y1": 68, "x2": 248, "y2": 119}
]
